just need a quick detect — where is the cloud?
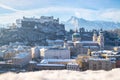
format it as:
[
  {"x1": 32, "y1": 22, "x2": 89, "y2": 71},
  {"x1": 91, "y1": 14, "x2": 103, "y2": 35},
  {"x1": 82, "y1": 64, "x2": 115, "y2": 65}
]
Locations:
[
  {"x1": 74, "y1": 9, "x2": 98, "y2": 20},
  {"x1": 0, "y1": 0, "x2": 33, "y2": 8},
  {"x1": 0, "y1": 0, "x2": 61, "y2": 9},
  {"x1": 100, "y1": 9, "x2": 120, "y2": 22},
  {"x1": 0, "y1": 3, "x2": 19, "y2": 12},
  {"x1": 74, "y1": 8, "x2": 120, "y2": 22},
  {"x1": 0, "y1": 7, "x2": 120, "y2": 24}
]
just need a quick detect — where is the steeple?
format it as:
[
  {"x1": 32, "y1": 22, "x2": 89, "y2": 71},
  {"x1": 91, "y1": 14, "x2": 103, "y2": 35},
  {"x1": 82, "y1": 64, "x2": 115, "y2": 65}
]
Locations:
[
  {"x1": 97, "y1": 29, "x2": 104, "y2": 50},
  {"x1": 93, "y1": 30, "x2": 98, "y2": 42},
  {"x1": 87, "y1": 46, "x2": 92, "y2": 56},
  {"x1": 73, "y1": 18, "x2": 79, "y2": 32},
  {"x1": 72, "y1": 18, "x2": 81, "y2": 42},
  {"x1": 99, "y1": 28, "x2": 103, "y2": 36},
  {"x1": 63, "y1": 38, "x2": 68, "y2": 48}
]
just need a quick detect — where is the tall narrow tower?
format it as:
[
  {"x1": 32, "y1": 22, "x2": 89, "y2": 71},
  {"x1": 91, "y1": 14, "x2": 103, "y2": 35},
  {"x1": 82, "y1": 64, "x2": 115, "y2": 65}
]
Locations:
[
  {"x1": 97, "y1": 29, "x2": 104, "y2": 50},
  {"x1": 87, "y1": 46, "x2": 92, "y2": 56},
  {"x1": 72, "y1": 18, "x2": 81, "y2": 42},
  {"x1": 93, "y1": 30, "x2": 98, "y2": 42},
  {"x1": 63, "y1": 38, "x2": 68, "y2": 48}
]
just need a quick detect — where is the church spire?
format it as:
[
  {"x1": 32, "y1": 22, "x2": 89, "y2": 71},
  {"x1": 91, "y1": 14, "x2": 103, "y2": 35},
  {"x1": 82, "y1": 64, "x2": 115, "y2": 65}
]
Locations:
[
  {"x1": 87, "y1": 46, "x2": 92, "y2": 56},
  {"x1": 97, "y1": 29, "x2": 104, "y2": 50},
  {"x1": 72, "y1": 19, "x2": 81, "y2": 42},
  {"x1": 74, "y1": 18, "x2": 79, "y2": 33},
  {"x1": 93, "y1": 30, "x2": 98, "y2": 42}
]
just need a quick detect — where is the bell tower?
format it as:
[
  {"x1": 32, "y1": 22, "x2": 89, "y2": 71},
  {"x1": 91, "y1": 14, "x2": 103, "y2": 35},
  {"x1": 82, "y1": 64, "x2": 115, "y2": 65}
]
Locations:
[
  {"x1": 72, "y1": 18, "x2": 81, "y2": 42},
  {"x1": 97, "y1": 29, "x2": 104, "y2": 50},
  {"x1": 93, "y1": 30, "x2": 98, "y2": 42},
  {"x1": 64, "y1": 38, "x2": 68, "y2": 48}
]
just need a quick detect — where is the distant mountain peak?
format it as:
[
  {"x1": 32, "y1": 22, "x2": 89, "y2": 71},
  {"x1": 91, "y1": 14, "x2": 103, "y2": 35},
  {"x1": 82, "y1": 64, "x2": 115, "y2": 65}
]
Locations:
[
  {"x1": 64, "y1": 16, "x2": 120, "y2": 31},
  {"x1": 68, "y1": 16, "x2": 78, "y2": 22}
]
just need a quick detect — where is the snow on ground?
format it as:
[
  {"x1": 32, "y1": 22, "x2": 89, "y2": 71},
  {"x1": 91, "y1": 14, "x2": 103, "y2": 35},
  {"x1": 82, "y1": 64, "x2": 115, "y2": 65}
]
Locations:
[{"x1": 0, "y1": 69, "x2": 120, "y2": 80}]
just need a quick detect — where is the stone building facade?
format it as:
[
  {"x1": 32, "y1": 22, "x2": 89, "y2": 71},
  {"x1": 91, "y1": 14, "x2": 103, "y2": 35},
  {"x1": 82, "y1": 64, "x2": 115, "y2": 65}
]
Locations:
[
  {"x1": 88, "y1": 58, "x2": 113, "y2": 70},
  {"x1": 40, "y1": 48, "x2": 70, "y2": 59},
  {"x1": 64, "y1": 29, "x2": 104, "y2": 56}
]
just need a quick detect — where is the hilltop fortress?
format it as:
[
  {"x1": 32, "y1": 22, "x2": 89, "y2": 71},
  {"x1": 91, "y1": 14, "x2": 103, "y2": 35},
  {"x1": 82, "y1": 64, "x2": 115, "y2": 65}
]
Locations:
[{"x1": 0, "y1": 16, "x2": 65, "y2": 46}]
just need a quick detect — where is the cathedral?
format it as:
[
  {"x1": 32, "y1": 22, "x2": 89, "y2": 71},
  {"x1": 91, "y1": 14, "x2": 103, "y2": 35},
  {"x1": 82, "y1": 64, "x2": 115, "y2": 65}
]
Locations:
[{"x1": 64, "y1": 29, "x2": 104, "y2": 56}]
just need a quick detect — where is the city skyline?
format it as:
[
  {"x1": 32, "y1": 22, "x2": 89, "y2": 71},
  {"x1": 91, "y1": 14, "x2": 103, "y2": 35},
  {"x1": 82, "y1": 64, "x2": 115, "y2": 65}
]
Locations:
[{"x1": 0, "y1": 0, "x2": 120, "y2": 24}]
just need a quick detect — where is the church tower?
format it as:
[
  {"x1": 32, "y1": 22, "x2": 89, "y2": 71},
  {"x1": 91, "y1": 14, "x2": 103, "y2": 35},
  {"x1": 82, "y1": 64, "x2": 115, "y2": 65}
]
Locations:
[
  {"x1": 72, "y1": 18, "x2": 81, "y2": 42},
  {"x1": 63, "y1": 38, "x2": 68, "y2": 48},
  {"x1": 97, "y1": 29, "x2": 104, "y2": 50},
  {"x1": 93, "y1": 30, "x2": 98, "y2": 42},
  {"x1": 87, "y1": 46, "x2": 92, "y2": 56},
  {"x1": 72, "y1": 29, "x2": 81, "y2": 42}
]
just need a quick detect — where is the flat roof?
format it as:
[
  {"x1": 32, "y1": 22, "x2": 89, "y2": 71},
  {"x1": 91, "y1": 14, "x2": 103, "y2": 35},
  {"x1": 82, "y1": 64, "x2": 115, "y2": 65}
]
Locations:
[
  {"x1": 92, "y1": 50, "x2": 118, "y2": 55},
  {"x1": 13, "y1": 52, "x2": 29, "y2": 59},
  {"x1": 37, "y1": 64, "x2": 65, "y2": 67},
  {"x1": 83, "y1": 46, "x2": 98, "y2": 48},
  {"x1": 41, "y1": 59, "x2": 75, "y2": 63},
  {"x1": 89, "y1": 58, "x2": 110, "y2": 61},
  {"x1": 67, "y1": 41, "x2": 98, "y2": 44},
  {"x1": 29, "y1": 61, "x2": 37, "y2": 64},
  {"x1": 67, "y1": 62, "x2": 78, "y2": 65}
]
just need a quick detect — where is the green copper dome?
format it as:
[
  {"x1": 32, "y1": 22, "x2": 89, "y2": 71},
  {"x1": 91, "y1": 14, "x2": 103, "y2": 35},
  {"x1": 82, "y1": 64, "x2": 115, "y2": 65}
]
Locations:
[{"x1": 72, "y1": 32, "x2": 80, "y2": 38}]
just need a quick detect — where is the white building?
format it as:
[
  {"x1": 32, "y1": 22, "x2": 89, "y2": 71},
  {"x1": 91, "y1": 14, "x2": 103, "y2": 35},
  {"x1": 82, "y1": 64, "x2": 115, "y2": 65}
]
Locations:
[
  {"x1": 46, "y1": 39, "x2": 64, "y2": 46},
  {"x1": 91, "y1": 50, "x2": 120, "y2": 59},
  {"x1": 67, "y1": 62, "x2": 80, "y2": 71},
  {"x1": 31, "y1": 47, "x2": 40, "y2": 59},
  {"x1": 40, "y1": 48, "x2": 70, "y2": 59},
  {"x1": 114, "y1": 46, "x2": 120, "y2": 52},
  {"x1": 12, "y1": 52, "x2": 32, "y2": 67}
]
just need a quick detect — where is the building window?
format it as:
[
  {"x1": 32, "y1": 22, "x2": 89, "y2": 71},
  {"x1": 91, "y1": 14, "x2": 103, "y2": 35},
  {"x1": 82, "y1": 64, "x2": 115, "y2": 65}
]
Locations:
[
  {"x1": 93, "y1": 64, "x2": 97, "y2": 70},
  {"x1": 98, "y1": 62, "x2": 102, "y2": 65}
]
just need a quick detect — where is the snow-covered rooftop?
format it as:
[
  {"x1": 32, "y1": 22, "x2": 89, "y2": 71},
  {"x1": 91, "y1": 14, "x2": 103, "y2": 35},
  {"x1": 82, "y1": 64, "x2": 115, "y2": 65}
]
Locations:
[
  {"x1": 67, "y1": 41, "x2": 98, "y2": 44},
  {"x1": 13, "y1": 52, "x2": 30, "y2": 59},
  {"x1": 79, "y1": 41, "x2": 98, "y2": 44},
  {"x1": 89, "y1": 58, "x2": 110, "y2": 61},
  {"x1": 41, "y1": 59, "x2": 75, "y2": 63},
  {"x1": 83, "y1": 46, "x2": 98, "y2": 48},
  {"x1": 55, "y1": 40, "x2": 64, "y2": 42},
  {"x1": 29, "y1": 61, "x2": 37, "y2": 64},
  {"x1": 16, "y1": 46, "x2": 24, "y2": 51},
  {"x1": 67, "y1": 62, "x2": 78, "y2": 65},
  {"x1": 92, "y1": 50, "x2": 118, "y2": 55},
  {"x1": 37, "y1": 64, "x2": 65, "y2": 67}
]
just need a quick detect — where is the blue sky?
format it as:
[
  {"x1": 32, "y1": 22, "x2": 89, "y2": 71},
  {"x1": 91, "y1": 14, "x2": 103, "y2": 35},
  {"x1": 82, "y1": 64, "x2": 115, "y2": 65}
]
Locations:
[{"x1": 0, "y1": 0, "x2": 120, "y2": 24}]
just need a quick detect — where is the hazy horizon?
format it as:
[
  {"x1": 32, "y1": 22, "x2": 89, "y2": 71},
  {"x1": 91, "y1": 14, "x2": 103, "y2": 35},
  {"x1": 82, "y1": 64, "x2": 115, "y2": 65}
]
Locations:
[{"x1": 0, "y1": 0, "x2": 120, "y2": 24}]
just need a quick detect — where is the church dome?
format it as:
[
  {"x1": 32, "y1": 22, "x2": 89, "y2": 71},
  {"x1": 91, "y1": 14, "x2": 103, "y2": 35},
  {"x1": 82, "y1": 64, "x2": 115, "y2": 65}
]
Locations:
[{"x1": 72, "y1": 32, "x2": 80, "y2": 38}]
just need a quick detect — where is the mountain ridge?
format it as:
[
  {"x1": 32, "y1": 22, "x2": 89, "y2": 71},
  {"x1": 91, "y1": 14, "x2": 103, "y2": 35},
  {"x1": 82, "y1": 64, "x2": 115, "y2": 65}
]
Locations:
[{"x1": 63, "y1": 16, "x2": 120, "y2": 31}]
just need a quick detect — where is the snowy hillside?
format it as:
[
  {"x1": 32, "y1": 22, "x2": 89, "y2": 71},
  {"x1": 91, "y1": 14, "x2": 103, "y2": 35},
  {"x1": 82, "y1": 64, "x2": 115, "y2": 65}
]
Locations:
[
  {"x1": 64, "y1": 16, "x2": 120, "y2": 31},
  {"x1": 0, "y1": 69, "x2": 120, "y2": 80}
]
